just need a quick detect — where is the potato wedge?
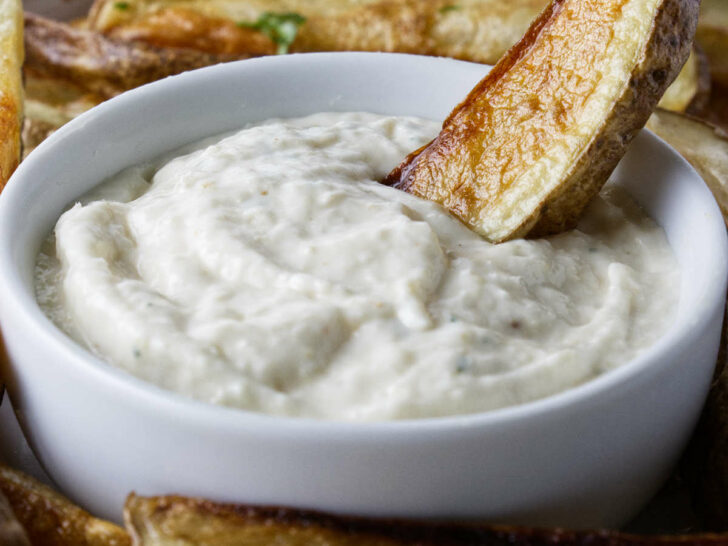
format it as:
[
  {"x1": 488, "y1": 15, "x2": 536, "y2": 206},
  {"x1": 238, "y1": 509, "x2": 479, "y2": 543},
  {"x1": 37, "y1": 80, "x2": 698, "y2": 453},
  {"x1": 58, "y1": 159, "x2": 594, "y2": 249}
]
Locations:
[
  {"x1": 384, "y1": 0, "x2": 699, "y2": 242},
  {"x1": 697, "y1": 0, "x2": 728, "y2": 87},
  {"x1": 646, "y1": 109, "x2": 728, "y2": 224},
  {"x1": 125, "y1": 494, "x2": 728, "y2": 545},
  {"x1": 85, "y1": 0, "x2": 706, "y2": 113},
  {"x1": 0, "y1": 464, "x2": 130, "y2": 546},
  {"x1": 658, "y1": 47, "x2": 710, "y2": 114},
  {"x1": 24, "y1": 13, "x2": 242, "y2": 100},
  {"x1": 21, "y1": 70, "x2": 104, "y2": 158},
  {"x1": 87, "y1": 0, "x2": 546, "y2": 62},
  {"x1": 0, "y1": 0, "x2": 23, "y2": 190}
]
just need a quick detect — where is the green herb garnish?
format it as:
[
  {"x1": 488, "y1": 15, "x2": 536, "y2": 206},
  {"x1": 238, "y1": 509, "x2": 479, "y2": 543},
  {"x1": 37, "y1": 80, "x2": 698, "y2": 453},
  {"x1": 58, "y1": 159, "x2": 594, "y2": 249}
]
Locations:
[
  {"x1": 114, "y1": 1, "x2": 130, "y2": 10},
  {"x1": 238, "y1": 12, "x2": 306, "y2": 55},
  {"x1": 439, "y1": 4, "x2": 461, "y2": 13}
]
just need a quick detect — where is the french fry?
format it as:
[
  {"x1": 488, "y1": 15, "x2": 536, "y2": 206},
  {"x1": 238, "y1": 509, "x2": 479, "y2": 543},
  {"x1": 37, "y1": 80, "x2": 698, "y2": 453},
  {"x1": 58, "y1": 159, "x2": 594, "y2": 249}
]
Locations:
[
  {"x1": 21, "y1": 72, "x2": 104, "y2": 158},
  {"x1": 384, "y1": 0, "x2": 698, "y2": 242},
  {"x1": 24, "y1": 13, "x2": 242, "y2": 100},
  {"x1": 0, "y1": 0, "x2": 23, "y2": 190},
  {"x1": 646, "y1": 109, "x2": 728, "y2": 225},
  {"x1": 0, "y1": 464, "x2": 130, "y2": 546},
  {"x1": 697, "y1": 0, "x2": 728, "y2": 88},
  {"x1": 658, "y1": 47, "x2": 710, "y2": 114},
  {"x1": 84, "y1": 0, "x2": 706, "y2": 115},
  {"x1": 125, "y1": 494, "x2": 728, "y2": 546},
  {"x1": 87, "y1": 0, "x2": 546, "y2": 62}
]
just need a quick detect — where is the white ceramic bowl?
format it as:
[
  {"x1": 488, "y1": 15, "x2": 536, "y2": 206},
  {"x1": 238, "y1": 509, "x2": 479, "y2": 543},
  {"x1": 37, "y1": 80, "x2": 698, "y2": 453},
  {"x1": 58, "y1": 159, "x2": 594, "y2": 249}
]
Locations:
[{"x1": 0, "y1": 53, "x2": 726, "y2": 528}]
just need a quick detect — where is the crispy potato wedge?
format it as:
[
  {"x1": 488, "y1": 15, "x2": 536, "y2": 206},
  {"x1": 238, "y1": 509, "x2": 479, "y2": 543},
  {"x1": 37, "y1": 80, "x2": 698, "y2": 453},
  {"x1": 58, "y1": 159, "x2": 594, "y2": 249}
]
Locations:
[
  {"x1": 0, "y1": 464, "x2": 130, "y2": 546},
  {"x1": 384, "y1": 0, "x2": 698, "y2": 242},
  {"x1": 0, "y1": 0, "x2": 23, "y2": 190},
  {"x1": 24, "y1": 13, "x2": 242, "y2": 100},
  {"x1": 646, "y1": 109, "x2": 728, "y2": 224},
  {"x1": 697, "y1": 0, "x2": 728, "y2": 87},
  {"x1": 125, "y1": 494, "x2": 728, "y2": 545}
]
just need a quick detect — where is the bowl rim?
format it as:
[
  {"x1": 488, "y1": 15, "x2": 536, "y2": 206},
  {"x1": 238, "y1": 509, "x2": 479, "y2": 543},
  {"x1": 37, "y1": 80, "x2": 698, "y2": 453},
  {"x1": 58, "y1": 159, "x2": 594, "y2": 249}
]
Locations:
[{"x1": 1, "y1": 51, "x2": 726, "y2": 435}]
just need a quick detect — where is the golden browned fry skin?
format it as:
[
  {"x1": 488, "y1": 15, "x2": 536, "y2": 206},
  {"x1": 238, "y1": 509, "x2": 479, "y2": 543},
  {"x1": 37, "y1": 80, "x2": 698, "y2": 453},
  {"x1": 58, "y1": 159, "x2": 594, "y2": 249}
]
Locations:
[
  {"x1": 0, "y1": 0, "x2": 23, "y2": 191},
  {"x1": 24, "y1": 13, "x2": 244, "y2": 100},
  {"x1": 125, "y1": 494, "x2": 728, "y2": 546},
  {"x1": 0, "y1": 489, "x2": 31, "y2": 546},
  {"x1": 646, "y1": 109, "x2": 728, "y2": 225},
  {"x1": 384, "y1": 0, "x2": 699, "y2": 243},
  {"x1": 0, "y1": 464, "x2": 130, "y2": 546}
]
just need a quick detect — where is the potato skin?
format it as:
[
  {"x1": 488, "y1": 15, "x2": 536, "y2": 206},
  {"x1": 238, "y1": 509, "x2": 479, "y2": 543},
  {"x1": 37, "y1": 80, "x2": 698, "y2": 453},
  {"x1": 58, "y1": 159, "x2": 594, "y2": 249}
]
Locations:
[
  {"x1": 0, "y1": 464, "x2": 130, "y2": 546},
  {"x1": 529, "y1": 0, "x2": 700, "y2": 237},
  {"x1": 24, "y1": 13, "x2": 244, "y2": 100},
  {"x1": 385, "y1": 0, "x2": 700, "y2": 242},
  {"x1": 125, "y1": 493, "x2": 728, "y2": 545}
]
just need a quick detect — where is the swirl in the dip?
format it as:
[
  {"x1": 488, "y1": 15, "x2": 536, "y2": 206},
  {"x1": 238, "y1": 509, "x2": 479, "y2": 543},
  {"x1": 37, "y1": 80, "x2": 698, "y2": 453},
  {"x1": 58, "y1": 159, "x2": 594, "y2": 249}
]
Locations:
[{"x1": 35, "y1": 113, "x2": 678, "y2": 421}]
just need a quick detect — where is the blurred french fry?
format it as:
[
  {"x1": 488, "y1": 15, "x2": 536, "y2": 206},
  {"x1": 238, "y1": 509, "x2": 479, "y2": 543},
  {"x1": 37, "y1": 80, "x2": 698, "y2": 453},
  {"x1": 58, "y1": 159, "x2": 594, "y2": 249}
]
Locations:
[
  {"x1": 646, "y1": 109, "x2": 728, "y2": 225},
  {"x1": 697, "y1": 0, "x2": 728, "y2": 88},
  {"x1": 87, "y1": 0, "x2": 546, "y2": 62},
  {"x1": 125, "y1": 493, "x2": 728, "y2": 546},
  {"x1": 658, "y1": 47, "x2": 711, "y2": 114},
  {"x1": 0, "y1": 463, "x2": 130, "y2": 546},
  {"x1": 0, "y1": 0, "x2": 23, "y2": 189},
  {"x1": 24, "y1": 13, "x2": 243, "y2": 100},
  {"x1": 21, "y1": 72, "x2": 104, "y2": 158}
]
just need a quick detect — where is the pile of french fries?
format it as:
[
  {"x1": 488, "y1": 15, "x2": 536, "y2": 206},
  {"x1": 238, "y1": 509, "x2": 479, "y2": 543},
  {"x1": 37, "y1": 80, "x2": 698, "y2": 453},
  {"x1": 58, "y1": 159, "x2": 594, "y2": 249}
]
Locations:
[
  {"x1": 4, "y1": 462, "x2": 728, "y2": 546},
  {"x1": 2, "y1": 0, "x2": 728, "y2": 543}
]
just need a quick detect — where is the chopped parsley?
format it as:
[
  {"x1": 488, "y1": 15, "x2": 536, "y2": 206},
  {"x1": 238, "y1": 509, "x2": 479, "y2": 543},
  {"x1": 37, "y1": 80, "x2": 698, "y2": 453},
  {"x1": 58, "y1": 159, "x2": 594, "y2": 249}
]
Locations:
[
  {"x1": 439, "y1": 4, "x2": 461, "y2": 13},
  {"x1": 114, "y1": 1, "x2": 130, "y2": 10},
  {"x1": 238, "y1": 12, "x2": 307, "y2": 55}
]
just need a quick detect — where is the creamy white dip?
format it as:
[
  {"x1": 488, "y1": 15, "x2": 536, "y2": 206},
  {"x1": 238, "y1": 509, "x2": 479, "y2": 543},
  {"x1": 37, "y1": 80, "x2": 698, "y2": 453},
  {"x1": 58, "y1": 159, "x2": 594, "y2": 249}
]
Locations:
[{"x1": 35, "y1": 112, "x2": 678, "y2": 421}]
